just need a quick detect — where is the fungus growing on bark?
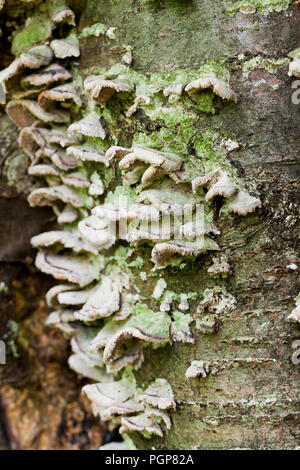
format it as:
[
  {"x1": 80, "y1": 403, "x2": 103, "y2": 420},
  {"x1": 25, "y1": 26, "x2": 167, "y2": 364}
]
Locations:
[
  {"x1": 19, "y1": 126, "x2": 77, "y2": 161},
  {"x1": 118, "y1": 146, "x2": 183, "y2": 185},
  {"x1": 137, "y1": 180, "x2": 199, "y2": 215},
  {"x1": 287, "y1": 295, "x2": 300, "y2": 323},
  {"x1": 6, "y1": 99, "x2": 70, "y2": 127},
  {"x1": 78, "y1": 215, "x2": 116, "y2": 249},
  {"x1": 126, "y1": 96, "x2": 150, "y2": 117},
  {"x1": 68, "y1": 329, "x2": 109, "y2": 382},
  {"x1": 57, "y1": 204, "x2": 79, "y2": 224},
  {"x1": 84, "y1": 75, "x2": 133, "y2": 106},
  {"x1": 119, "y1": 409, "x2": 171, "y2": 438},
  {"x1": 163, "y1": 84, "x2": 184, "y2": 102},
  {"x1": 74, "y1": 276, "x2": 121, "y2": 321},
  {"x1": 31, "y1": 230, "x2": 98, "y2": 254},
  {"x1": 208, "y1": 255, "x2": 232, "y2": 277},
  {"x1": 82, "y1": 377, "x2": 140, "y2": 420},
  {"x1": 288, "y1": 59, "x2": 300, "y2": 78},
  {"x1": 21, "y1": 63, "x2": 72, "y2": 87},
  {"x1": 46, "y1": 283, "x2": 77, "y2": 307},
  {"x1": 185, "y1": 360, "x2": 209, "y2": 378},
  {"x1": 38, "y1": 83, "x2": 82, "y2": 109},
  {"x1": 197, "y1": 287, "x2": 237, "y2": 315},
  {"x1": 20, "y1": 45, "x2": 54, "y2": 69},
  {"x1": 46, "y1": 309, "x2": 77, "y2": 335},
  {"x1": 138, "y1": 379, "x2": 176, "y2": 410},
  {"x1": 192, "y1": 168, "x2": 238, "y2": 202},
  {"x1": 51, "y1": 4, "x2": 75, "y2": 26},
  {"x1": 221, "y1": 189, "x2": 262, "y2": 215},
  {"x1": 185, "y1": 75, "x2": 237, "y2": 101},
  {"x1": 67, "y1": 145, "x2": 109, "y2": 166},
  {"x1": 151, "y1": 237, "x2": 219, "y2": 270},
  {"x1": 35, "y1": 251, "x2": 100, "y2": 287},
  {"x1": 28, "y1": 185, "x2": 85, "y2": 210},
  {"x1": 68, "y1": 112, "x2": 106, "y2": 139},
  {"x1": 50, "y1": 33, "x2": 80, "y2": 59}
]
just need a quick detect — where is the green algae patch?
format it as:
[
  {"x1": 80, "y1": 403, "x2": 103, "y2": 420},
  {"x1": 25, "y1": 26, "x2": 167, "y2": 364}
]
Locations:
[
  {"x1": 225, "y1": 0, "x2": 292, "y2": 17},
  {"x1": 12, "y1": 13, "x2": 53, "y2": 55},
  {"x1": 242, "y1": 56, "x2": 290, "y2": 77}
]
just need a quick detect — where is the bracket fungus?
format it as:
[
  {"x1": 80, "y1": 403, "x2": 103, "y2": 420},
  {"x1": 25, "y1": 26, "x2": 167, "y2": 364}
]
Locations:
[
  {"x1": 287, "y1": 296, "x2": 300, "y2": 323},
  {"x1": 38, "y1": 83, "x2": 82, "y2": 110},
  {"x1": 84, "y1": 75, "x2": 133, "y2": 106},
  {"x1": 35, "y1": 251, "x2": 100, "y2": 287},
  {"x1": 6, "y1": 99, "x2": 70, "y2": 127},
  {"x1": 288, "y1": 59, "x2": 300, "y2": 78},
  {"x1": 68, "y1": 112, "x2": 106, "y2": 139},
  {"x1": 31, "y1": 230, "x2": 98, "y2": 255},
  {"x1": 138, "y1": 379, "x2": 176, "y2": 410},
  {"x1": 119, "y1": 409, "x2": 171, "y2": 438},
  {"x1": 197, "y1": 287, "x2": 237, "y2": 315},
  {"x1": 1, "y1": 5, "x2": 265, "y2": 448},
  {"x1": 74, "y1": 276, "x2": 121, "y2": 321},
  {"x1": 185, "y1": 75, "x2": 237, "y2": 101},
  {"x1": 28, "y1": 185, "x2": 85, "y2": 211},
  {"x1": 21, "y1": 64, "x2": 72, "y2": 88},
  {"x1": 185, "y1": 360, "x2": 210, "y2": 379},
  {"x1": 50, "y1": 34, "x2": 80, "y2": 59},
  {"x1": 67, "y1": 144, "x2": 110, "y2": 166}
]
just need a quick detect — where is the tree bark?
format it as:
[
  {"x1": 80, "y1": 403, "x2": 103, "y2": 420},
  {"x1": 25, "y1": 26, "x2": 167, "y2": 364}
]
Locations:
[{"x1": 0, "y1": 0, "x2": 299, "y2": 450}]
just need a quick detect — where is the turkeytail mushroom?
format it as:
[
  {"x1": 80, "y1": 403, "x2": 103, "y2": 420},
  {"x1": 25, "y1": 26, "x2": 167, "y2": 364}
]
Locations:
[
  {"x1": 28, "y1": 185, "x2": 85, "y2": 209},
  {"x1": 120, "y1": 410, "x2": 171, "y2": 438},
  {"x1": 20, "y1": 45, "x2": 54, "y2": 69},
  {"x1": 78, "y1": 215, "x2": 116, "y2": 249},
  {"x1": 68, "y1": 112, "x2": 106, "y2": 139},
  {"x1": 46, "y1": 283, "x2": 77, "y2": 307},
  {"x1": 57, "y1": 204, "x2": 79, "y2": 224},
  {"x1": 126, "y1": 95, "x2": 150, "y2": 117},
  {"x1": 21, "y1": 63, "x2": 72, "y2": 88},
  {"x1": 46, "y1": 309, "x2": 77, "y2": 336},
  {"x1": 35, "y1": 251, "x2": 100, "y2": 287},
  {"x1": 151, "y1": 237, "x2": 219, "y2": 270},
  {"x1": 50, "y1": 4, "x2": 76, "y2": 25},
  {"x1": 38, "y1": 83, "x2": 82, "y2": 110},
  {"x1": 31, "y1": 230, "x2": 98, "y2": 254},
  {"x1": 192, "y1": 168, "x2": 238, "y2": 202},
  {"x1": 221, "y1": 189, "x2": 262, "y2": 215},
  {"x1": 185, "y1": 360, "x2": 209, "y2": 378},
  {"x1": 197, "y1": 287, "x2": 237, "y2": 315},
  {"x1": 50, "y1": 33, "x2": 80, "y2": 59},
  {"x1": 207, "y1": 255, "x2": 232, "y2": 277},
  {"x1": 84, "y1": 75, "x2": 133, "y2": 106},
  {"x1": 288, "y1": 59, "x2": 300, "y2": 78},
  {"x1": 185, "y1": 75, "x2": 237, "y2": 101},
  {"x1": 287, "y1": 300, "x2": 300, "y2": 323},
  {"x1": 67, "y1": 144, "x2": 110, "y2": 166},
  {"x1": 50, "y1": 148, "x2": 79, "y2": 170},
  {"x1": 6, "y1": 99, "x2": 70, "y2": 127},
  {"x1": 136, "y1": 180, "x2": 199, "y2": 216},
  {"x1": 119, "y1": 145, "x2": 183, "y2": 185},
  {"x1": 74, "y1": 276, "x2": 121, "y2": 321},
  {"x1": 138, "y1": 379, "x2": 176, "y2": 410}
]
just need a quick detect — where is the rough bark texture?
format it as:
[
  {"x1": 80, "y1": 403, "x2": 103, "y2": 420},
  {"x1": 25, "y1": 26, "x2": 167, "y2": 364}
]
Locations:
[{"x1": 0, "y1": 0, "x2": 299, "y2": 450}]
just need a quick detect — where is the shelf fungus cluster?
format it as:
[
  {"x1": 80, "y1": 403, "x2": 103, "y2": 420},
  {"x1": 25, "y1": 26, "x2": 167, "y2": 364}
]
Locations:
[
  {"x1": 83, "y1": 376, "x2": 175, "y2": 439},
  {"x1": 1, "y1": 2, "x2": 264, "y2": 450},
  {"x1": 287, "y1": 294, "x2": 300, "y2": 323}
]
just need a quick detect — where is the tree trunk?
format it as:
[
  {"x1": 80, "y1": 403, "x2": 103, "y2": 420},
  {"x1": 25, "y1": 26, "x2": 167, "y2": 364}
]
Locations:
[{"x1": 0, "y1": 0, "x2": 299, "y2": 450}]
